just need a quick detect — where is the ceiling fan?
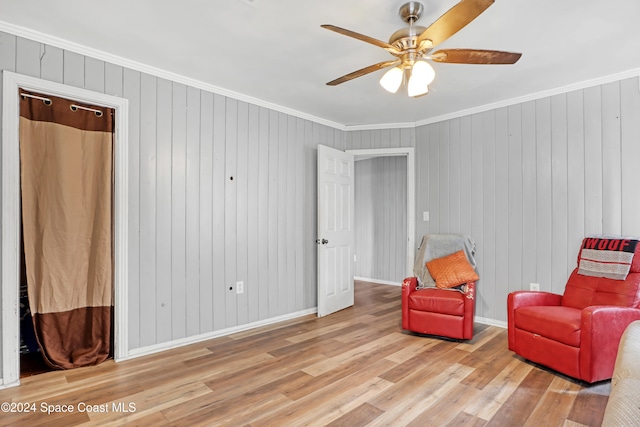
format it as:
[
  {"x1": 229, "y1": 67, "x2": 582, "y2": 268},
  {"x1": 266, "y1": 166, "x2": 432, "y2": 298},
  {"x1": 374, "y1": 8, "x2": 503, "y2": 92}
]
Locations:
[{"x1": 322, "y1": 0, "x2": 521, "y2": 97}]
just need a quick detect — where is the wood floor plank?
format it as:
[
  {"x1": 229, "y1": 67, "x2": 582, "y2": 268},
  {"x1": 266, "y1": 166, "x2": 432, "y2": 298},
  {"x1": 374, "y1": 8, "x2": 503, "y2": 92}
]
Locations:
[
  {"x1": 367, "y1": 363, "x2": 476, "y2": 426},
  {"x1": 464, "y1": 357, "x2": 535, "y2": 420},
  {"x1": 324, "y1": 402, "x2": 385, "y2": 427},
  {"x1": 0, "y1": 282, "x2": 611, "y2": 426},
  {"x1": 482, "y1": 366, "x2": 554, "y2": 426},
  {"x1": 523, "y1": 375, "x2": 582, "y2": 427}
]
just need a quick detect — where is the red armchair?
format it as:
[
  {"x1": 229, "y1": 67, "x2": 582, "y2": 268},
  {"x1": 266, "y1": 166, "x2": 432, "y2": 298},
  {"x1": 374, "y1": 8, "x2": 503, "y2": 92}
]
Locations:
[
  {"x1": 402, "y1": 277, "x2": 476, "y2": 340},
  {"x1": 508, "y1": 237, "x2": 640, "y2": 383}
]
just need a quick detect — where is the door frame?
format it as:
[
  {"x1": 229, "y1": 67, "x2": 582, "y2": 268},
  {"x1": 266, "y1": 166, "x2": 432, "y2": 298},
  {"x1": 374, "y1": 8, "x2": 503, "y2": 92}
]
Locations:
[
  {"x1": 347, "y1": 147, "x2": 415, "y2": 277},
  {"x1": 1, "y1": 71, "x2": 129, "y2": 388}
]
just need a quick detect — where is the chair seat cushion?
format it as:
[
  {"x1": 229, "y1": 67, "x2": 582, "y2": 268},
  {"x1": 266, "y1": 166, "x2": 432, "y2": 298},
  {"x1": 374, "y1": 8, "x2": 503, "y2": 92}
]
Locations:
[
  {"x1": 514, "y1": 305, "x2": 582, "y2": 347},
  {"x1": 408, "y1": 288, "x2": 465, "y2": 316}
]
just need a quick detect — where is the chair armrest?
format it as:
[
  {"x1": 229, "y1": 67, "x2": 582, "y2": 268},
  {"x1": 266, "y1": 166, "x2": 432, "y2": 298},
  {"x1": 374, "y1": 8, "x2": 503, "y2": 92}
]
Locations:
[
  {"x1": 401, "y1": 277, "x2": 418, "y2": 330},
  {"x1": 580, "y1": 307, "x2": 640, "y2": 382},
  {"x1": 507, "y1": 290, "x2": 562, "y2": 350},
  {"x1": 508, "y1": 290, "x2": 563, "y2": 310}
]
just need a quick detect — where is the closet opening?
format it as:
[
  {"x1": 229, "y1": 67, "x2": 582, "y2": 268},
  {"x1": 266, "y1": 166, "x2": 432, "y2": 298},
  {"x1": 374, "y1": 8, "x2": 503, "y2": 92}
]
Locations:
[
  {"x1": 18, "y1": 90, "x2": 115, "y2": 377},
  {"x1": 2, "y1": 71, "x2": 129, "y2": 388}
]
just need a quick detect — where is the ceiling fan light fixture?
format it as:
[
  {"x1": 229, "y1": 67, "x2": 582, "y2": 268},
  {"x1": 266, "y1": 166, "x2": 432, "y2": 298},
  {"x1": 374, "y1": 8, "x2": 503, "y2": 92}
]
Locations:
[
  {"x1": 407, "y1": 60, "x2": 434, "y2": 97},
  {"x1": 407, "y1": 77, "x2": 429, "y2": 97},
  {"x1": 379, "y1": 66, "x2": 403, "y2": 93},
  {"x1": 412, "y1": 60, "x2": 435, "y2": 85}
]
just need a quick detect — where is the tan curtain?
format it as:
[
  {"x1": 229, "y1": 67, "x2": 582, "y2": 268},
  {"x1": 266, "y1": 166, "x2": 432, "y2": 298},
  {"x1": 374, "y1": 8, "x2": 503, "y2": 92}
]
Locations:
[{"x1": 19, "y1": 90, "x2": 114, "y2": 369}]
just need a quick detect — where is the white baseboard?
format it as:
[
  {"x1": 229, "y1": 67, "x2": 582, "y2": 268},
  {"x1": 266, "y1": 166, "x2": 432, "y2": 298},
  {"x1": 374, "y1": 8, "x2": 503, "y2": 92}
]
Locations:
[
  {"x1": 126, "y1": 308, "x2": 317, "y2": 360},
  {"x1": 354, "y1": 277, "x2": 402, "y2": 286},
  {"x1": 475, "y1": 316, "x2": 507, "y2": 329}
]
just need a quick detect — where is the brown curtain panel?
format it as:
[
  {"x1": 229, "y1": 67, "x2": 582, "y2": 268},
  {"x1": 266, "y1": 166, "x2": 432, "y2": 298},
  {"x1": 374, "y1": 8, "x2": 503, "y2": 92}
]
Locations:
[{"x1": 19, "y1": 90, "x2": 114, "y2": 369}]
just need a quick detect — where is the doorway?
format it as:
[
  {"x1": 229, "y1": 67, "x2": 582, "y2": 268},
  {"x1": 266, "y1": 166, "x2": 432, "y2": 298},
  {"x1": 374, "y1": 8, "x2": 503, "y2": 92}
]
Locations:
[
  {"x1": 354, "y1": 155, "x2": 407, "y2": 284},
  {"x1": 1, "y1": 71, "x2": 129, "y2": 388},
  {"x1": 348, "y1": 147, "x2": 415, "y2": 279}
]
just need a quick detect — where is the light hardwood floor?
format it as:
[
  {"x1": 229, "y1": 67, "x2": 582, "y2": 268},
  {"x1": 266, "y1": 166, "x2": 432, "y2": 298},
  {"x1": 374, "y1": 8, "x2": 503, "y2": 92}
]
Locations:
[{"x1": 0, "y1": 281, "x2": 610, "y2": 426}]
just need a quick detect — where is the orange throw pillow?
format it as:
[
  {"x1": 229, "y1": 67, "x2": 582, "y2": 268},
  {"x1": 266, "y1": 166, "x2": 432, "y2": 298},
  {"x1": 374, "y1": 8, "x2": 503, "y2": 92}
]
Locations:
[{"x1": 426, "y1": 250, "x2": 479, "y2": 289}]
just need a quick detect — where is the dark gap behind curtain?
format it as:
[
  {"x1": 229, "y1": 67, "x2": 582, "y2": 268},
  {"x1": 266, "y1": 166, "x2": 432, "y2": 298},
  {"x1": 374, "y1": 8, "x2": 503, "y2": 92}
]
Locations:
[{"x1": 19, "y1": 90, "x2": 115, "y2": 369}]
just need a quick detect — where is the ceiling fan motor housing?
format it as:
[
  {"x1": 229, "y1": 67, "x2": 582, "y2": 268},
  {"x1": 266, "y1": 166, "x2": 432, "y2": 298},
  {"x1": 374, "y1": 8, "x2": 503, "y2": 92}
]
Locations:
[{"x1": 399, "y1": 1, "x2": 424, "y2": 24}]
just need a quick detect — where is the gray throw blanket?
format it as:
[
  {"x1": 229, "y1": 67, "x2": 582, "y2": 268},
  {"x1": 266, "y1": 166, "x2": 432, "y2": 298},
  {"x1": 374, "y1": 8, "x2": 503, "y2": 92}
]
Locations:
[{"x1": 413, "y1": 234, "x2": 477, "y2": 289}]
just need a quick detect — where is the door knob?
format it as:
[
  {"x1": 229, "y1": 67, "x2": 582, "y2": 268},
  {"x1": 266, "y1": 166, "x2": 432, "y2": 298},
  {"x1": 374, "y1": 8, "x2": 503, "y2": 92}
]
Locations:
[{"x1": 316, "y1": 238, "x2": 329, "y2": 245}]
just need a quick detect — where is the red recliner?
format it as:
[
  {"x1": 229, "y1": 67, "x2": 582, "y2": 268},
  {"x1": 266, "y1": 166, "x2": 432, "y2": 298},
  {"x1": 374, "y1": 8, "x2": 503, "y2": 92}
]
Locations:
[
  {"x1": 508, "y1": 237, "x2": 640, "y2": 383},
  {"x1": 402, "y1": 277, "x2": 476, "y2": 340}
]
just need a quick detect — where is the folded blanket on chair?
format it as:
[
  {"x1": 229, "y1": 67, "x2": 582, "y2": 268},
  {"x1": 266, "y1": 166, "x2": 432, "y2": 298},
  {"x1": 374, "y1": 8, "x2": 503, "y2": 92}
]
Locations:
[{"x1": 413, "y1": 234, "x2": 477, "y2": 289}]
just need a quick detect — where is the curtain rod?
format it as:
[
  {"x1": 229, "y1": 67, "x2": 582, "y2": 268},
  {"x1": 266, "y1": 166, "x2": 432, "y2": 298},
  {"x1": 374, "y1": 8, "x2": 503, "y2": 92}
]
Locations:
[{"x1": 20, "y1": 92, "x2": 104, "y2": 117}]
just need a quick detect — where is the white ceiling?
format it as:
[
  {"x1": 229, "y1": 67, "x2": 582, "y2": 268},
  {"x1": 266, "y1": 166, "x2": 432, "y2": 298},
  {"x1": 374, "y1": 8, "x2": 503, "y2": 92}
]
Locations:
[{"x1": 2, "y1": 0, "x2": 640, "y2": 127}]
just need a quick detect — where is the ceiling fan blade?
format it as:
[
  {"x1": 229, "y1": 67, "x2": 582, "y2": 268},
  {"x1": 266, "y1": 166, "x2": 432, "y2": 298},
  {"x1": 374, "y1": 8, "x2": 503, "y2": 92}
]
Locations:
[
  {"x1": 417, "y1": 0, "x2": 494, "y2": 48},
  {"x1": 326, "y1": 60, "x2": 401, "y2": 86},
  {"x1": 431, "y1": 49, "x2": 522, "y2": 64},
  {"x1": 321, "y1": 25, "x2": 400, "y2": 54}
]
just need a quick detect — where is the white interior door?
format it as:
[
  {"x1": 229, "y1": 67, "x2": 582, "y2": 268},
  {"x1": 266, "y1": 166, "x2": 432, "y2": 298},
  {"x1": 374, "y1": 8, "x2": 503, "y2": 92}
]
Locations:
[{"x1": 317, "y1": 145, "x2": 354, "y2": 317}]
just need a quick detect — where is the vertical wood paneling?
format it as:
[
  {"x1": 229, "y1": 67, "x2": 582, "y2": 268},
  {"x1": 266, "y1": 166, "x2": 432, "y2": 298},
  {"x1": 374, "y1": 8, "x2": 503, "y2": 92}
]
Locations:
[
  {"x1": 429, "y1": 125, "x2": 440, "y2": 231},
  {"x1": 535, "y1": 98, "x2": 552, "y2": 289},
  {"x1": 171, "y1": 83, "x2": 187, "y2": 340},
  {"x1": 212, "y1": 94, "x2": 226, "y2": 330},
  {"x1": 438, "y1": 122, "x2": 450, "y2": 232},
  {"x1": 63, "y1": 50, "x2": 84, "y2": 87},
  {"x1": 620, "y1": 78, "x2": 640, "y2": 235},
  {"x1": 155, "y1": 78, "x2": 173, "y2": 343},
  {"x1": 507, "y1": 105, "x2": 523, "y2": 293},
  {"x1": 551, "y1": 94, "x2": 568, "y2": 292},
  {"x1": 84, "y1": 57, "x2": 105, "y2": 93},
  {"x1": 303, "y1": 120, "x2": 316, "y2": 308},
  {"x1": 295, "y1": 118, "x2": 305, "y2": 310},
  {"x1": 104, "y1": 63, "x2": 124, "y2": 97},
  {"x1": 584, "y1": 86, "x2": 603, "y2": 234},
  {"x1": 286, "y1": 116, "x2": 296, "y2": 312},
  {"x1": 268, "y1": 110, "x2": 279, "y2": 317},
  {"x1": 494, "y1": 108, "x2": 509, "y2": 320},
  {"x1": 123, "y1": 68, "x2": 141, "y2": 349},
  {"x1": 138, "y1": 73, "x2": 158, "y2": 346},
  {"x1": 521, "y1": 101, "x2": 537, "y2": 285},
  {"x1": 247, "y1": 104, "x2": 260, "y2": 322},
  {"x1": 469, "y1": 114, "x2": 484, "y2": 313},
  {"x1": 459, "y1": 116, "x2": 472, "y2": 236},
  {"x1": 417, "y1": 125, "x2": 429, "y2": 239},
  {"x1": 258, "y1": 107, "x2": 270, "y2": 318},
  {"x1": 449, "y1": 119, "x2": 461, "y2": 231},
  {"x1": 236, "y1": 101, "x2": 249, "y2": 325},
  {"x1": 199, "y1": 91, "x2": 214, "y2": 332},
  {"x1": 39, "y1": 45, "x2": 63, "y2": 83},
  {"x1": 481, "y1": 111, "x2": 496, "y2": 319},
  {"x1": 277, "y1": 113, "x2": 288, "y2": 315},
  {"x1": 0, "y1": 33, "x2": 17, "y2": 74},
  {"x1": 185, "y1": 86, "x2": 201, "y2": 336},
  {"x1": 566, "y1": 90, "x2": 586, "y2": 276},
  {"x1": 224, "y1": 98, "x2": 238, "y2": 327},
  {"x1": 15, "y1": 37, "x2": 40, "y2": 77},
  {"x1": 601, "y1": 82, "x2": 622, "y2": 234}
]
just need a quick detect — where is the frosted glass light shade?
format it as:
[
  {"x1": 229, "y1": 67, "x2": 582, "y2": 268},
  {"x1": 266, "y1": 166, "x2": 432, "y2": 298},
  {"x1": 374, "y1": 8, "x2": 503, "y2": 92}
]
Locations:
[
  {"x1": 379, "y1": 67, "x2": 403, "y2": 93},
  {"x1": 407, "y1": 60, "x2": 435, "y2": 97}
]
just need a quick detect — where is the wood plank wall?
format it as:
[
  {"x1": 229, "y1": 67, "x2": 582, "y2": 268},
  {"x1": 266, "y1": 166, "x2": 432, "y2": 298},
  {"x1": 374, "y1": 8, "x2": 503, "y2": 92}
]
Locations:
[
  {"x1": 411, "y1": 78, "x2": 640, "y2": 322},
  {"x1": 0, "y1": 32, "x2": 346, "y2": 363}
]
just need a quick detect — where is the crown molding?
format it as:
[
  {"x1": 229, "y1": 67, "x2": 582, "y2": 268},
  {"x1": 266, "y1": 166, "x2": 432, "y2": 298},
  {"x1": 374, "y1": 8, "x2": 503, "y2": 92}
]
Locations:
[{"x1": 415, "y1": 67, "x2": 640, "y2": 127}]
